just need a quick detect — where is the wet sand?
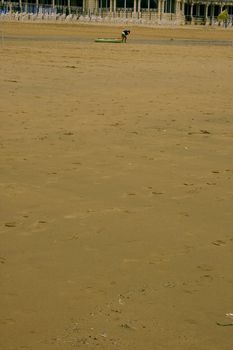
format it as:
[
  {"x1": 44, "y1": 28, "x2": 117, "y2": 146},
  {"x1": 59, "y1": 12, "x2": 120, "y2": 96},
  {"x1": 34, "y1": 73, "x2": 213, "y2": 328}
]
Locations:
[{"x1": 0, "y1": 23, "x2": 233, "y2": 349}]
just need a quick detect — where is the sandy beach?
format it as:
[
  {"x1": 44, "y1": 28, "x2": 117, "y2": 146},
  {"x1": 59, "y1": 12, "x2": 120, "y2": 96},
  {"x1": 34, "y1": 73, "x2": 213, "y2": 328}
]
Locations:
[{"x1": 0, "y1": 22, "x2": 233, "y2": 349}]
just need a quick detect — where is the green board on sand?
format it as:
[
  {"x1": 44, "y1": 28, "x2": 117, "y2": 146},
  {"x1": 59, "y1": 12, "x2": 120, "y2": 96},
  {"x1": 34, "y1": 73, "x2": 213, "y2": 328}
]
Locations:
[{"x1": 95, "y1": 38, "x2": 122, "y2": 43}]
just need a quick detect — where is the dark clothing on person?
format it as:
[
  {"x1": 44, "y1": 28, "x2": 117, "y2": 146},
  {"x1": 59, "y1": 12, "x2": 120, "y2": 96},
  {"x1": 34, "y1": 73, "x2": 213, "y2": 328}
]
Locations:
[
  {"x1": 122, "y1": 30, "x2": 130, "y2": 36},
  {"x1": 121, "y1": 29, "x2": 131, "y2": 42}
]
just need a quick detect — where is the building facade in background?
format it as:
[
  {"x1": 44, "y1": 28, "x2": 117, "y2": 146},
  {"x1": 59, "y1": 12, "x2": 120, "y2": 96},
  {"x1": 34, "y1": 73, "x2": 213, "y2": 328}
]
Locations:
[{"x1": 1, "y1": 0, "x2": 233, "y2": 25}]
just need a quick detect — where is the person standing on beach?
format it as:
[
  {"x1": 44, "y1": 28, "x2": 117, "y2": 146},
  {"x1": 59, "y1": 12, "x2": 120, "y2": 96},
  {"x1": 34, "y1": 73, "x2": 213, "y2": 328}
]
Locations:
[{"x1": 121, "y1": 29, "x2": 130, "y2": 43}]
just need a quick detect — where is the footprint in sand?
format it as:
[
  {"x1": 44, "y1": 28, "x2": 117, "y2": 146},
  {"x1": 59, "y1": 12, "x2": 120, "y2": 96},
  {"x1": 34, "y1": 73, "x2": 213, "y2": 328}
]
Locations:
[
  {"x1": 151, "y1": 191, "x2": 164, "y2": 195},
  {"x1": 29, "y1": 220, "x2": 50, "y2": 233},
  {"x1": 199, "y1": 274, "x2": 213, "y2": 282},
  {"x1": 197, "y1": 264, "x2": 213, "y2": 272},
  {"x1": 200, "y1": 129, "x2": 211, "y2": 134},
  {"x1": 212, "y1": 240, "x2": 226, "y2": 246},
  {"x1": 1, "y1": 318, "x2": 16, "y2": 325},
  {"x1": 63, "y1": 132, "x2": 74, "y2": 136},
  {"x1": 0, "y1": 256, "x2": 6, "y2": 264},
  {"x1": 4, "y1": 222, "x2": 16, "y2": 228}
]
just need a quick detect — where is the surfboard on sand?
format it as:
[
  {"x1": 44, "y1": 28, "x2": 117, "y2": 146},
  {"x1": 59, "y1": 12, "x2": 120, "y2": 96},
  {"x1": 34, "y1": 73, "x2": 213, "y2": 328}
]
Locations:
[{"x1": 95, "y1": 38, "x2": 122, "y2": 43}]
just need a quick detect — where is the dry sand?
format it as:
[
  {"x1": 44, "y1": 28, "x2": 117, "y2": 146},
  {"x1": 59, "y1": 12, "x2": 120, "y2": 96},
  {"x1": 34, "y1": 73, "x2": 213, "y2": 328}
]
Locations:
[{"x1": 0, "y1": 23, "x2": 233, "y2": 350}]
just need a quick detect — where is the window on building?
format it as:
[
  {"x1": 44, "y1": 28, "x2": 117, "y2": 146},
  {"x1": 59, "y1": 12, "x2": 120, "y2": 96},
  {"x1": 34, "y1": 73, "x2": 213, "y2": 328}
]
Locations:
[{"x1": 164, "y1": 0, "x2": 175, "y2": 13}]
